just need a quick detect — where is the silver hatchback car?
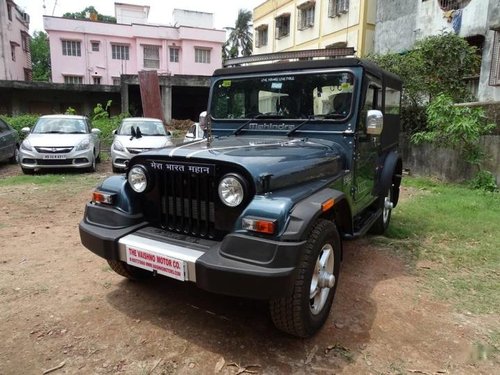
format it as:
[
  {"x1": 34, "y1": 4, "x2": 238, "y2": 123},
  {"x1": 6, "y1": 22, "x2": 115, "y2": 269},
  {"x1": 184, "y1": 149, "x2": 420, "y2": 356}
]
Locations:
[
  {"x1": 19, "y1": 115, "x2": 101, "y2": 174},
  {"x1": 111, "y1": 117, "x2": 173, "y2": 173}
]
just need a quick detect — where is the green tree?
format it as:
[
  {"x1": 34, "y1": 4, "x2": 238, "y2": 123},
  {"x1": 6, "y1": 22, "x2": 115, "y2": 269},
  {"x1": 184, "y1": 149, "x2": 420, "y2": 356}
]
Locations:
[
  {"x1": 369, "y1": 32, "x2": 480, "y2": 133},
  {"x1": 63, "y1": 6, "x2": 116, "y2": 23},
  {"x1": 223, "y1": 9, "x2": 253, "y2": 60},
  {"x1": 370, "y1": 32, "x2": 480, "y2": 106},
  {"x1": 30, "y1": 31, "x2": 51, "y2": 81}
]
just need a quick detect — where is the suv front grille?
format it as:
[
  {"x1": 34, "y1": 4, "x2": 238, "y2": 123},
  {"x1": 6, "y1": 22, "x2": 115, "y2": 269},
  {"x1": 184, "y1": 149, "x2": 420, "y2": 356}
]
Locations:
[{"x1": 156, "y1": 169, "x2": 216, "y2": 239}]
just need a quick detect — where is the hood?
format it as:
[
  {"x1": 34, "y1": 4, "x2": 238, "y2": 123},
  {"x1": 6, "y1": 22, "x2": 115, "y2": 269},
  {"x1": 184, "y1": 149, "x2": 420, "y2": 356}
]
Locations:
[
  {"x1": 141, "y1": 137, "x2": 345, "y2": 192},
  {"x1": 26, "y1": 133, "x2": 90, "y2": 147},
  {"x1": 115, "y1": 134, "x2": 172, "y2": 150}
]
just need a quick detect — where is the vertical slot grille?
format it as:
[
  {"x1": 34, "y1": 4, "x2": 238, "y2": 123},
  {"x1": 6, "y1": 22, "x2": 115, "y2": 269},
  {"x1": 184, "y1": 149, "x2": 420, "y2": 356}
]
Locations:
[{"x1": 158, "y1": 170, "x2": 216, "y2": 238}]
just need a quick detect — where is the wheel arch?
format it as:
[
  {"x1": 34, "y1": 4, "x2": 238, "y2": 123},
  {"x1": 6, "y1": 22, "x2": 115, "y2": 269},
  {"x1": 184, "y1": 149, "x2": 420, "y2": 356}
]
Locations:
[
  {"x1": 376, "y1": 150, "x2": 403, "y2": 207},
  {"x1": 281, "y1": 188, "x2": 353, "y2": 242}
]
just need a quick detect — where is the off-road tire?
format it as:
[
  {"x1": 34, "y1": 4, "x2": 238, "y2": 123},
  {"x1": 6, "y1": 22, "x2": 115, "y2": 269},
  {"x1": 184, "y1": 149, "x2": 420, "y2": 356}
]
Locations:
[
  {"x1": 369, "y1": 186, "x2": 394, "y2": 235},
  {"x1": 269, "y1": 219, "x2": 341, "y2": 337},
  {"x1": 107, "y1": 260, "x2": 152, "y2": 281}
]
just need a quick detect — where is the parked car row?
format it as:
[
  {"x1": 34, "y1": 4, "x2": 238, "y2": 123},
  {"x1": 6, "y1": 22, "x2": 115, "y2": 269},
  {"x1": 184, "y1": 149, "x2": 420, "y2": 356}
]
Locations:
[{"x1": 1, "y1": 114, "x2": 205, "y2": 174}]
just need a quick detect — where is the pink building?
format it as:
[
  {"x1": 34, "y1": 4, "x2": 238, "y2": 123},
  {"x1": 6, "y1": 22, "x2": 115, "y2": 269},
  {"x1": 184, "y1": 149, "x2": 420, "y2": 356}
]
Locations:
[
  {"x1": 44, "y1": 4, "x2": 226, "y2": 85},
  {"x1": 0, "y1": 0, "x2": 32, "y2": 81}
]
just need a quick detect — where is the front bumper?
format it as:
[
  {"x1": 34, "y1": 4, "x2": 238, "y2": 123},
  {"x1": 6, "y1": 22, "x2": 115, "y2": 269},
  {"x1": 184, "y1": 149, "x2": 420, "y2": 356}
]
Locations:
[
  {"x1": 79, "y1": 204, "x2": 305, "y2": 299},
  {"x1": 110, "y1": 148, "x2": 133, "y2": 169},
  {"x1": 19, "y1": 148, "x2": 94, "y2": 170}
]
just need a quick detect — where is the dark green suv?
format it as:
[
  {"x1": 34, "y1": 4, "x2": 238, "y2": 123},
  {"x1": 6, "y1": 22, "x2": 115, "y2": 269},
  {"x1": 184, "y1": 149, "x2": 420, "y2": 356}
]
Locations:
[{"x1": 80, "y1": 50, "x2": 403, "y2": 337}]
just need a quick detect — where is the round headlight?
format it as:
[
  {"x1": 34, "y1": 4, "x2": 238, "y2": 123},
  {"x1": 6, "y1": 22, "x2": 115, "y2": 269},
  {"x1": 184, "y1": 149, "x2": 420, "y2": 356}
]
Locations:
[
  {"x1": 128, "y1": 166, "x2": 148, "y2": 193},
  {"x1": 218, "y1": 175, "x2": 244, "y2": 207}
]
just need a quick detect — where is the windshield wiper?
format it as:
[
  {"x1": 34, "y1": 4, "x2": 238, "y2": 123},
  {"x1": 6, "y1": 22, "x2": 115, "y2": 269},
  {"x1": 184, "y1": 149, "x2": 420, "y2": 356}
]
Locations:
[
  {"x1": 286, "y1": 117, "x2": 316, "y2": 137},
  {"x1": 232, "y1": 114, "x2": 268, "y2": 136}
]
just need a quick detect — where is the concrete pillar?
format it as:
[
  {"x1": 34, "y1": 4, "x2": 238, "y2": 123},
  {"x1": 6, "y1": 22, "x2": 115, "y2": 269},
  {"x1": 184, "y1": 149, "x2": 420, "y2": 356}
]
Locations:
[
  {"x1": 121, "y1": 81, "x2": 129, "y2": 115},
  {"x1": 161, "y1": 84, "x2": 172, "y2": 123}
]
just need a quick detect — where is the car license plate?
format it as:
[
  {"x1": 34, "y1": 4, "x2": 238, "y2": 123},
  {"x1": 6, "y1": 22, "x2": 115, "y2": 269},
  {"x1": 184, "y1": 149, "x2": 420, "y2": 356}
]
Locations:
[
  {"x1": 125, "y1": 245, "x2": 186, "y2": 281},
  {"x1": 43, "y1": 154, "x2": 66, "y2": 159}
]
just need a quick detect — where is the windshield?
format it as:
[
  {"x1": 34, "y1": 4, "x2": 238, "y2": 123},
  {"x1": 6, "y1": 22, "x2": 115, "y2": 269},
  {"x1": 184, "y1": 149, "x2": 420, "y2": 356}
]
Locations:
[
  {"x1": 32, "y1": 118, "x2": 88, "y2": 134},
  {"x1": 211, "y1": 72, "x2": 354, "y2": 120},
  {"x1": 118, "y1": 121, "x2": 167, "y2": 136}
]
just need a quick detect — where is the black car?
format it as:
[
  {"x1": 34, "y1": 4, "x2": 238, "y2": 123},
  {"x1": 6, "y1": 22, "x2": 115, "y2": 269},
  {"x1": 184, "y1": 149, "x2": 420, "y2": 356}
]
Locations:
[
  {"x1": 0, "y1": 117, "x2": 19, "y2": 164},
  {"x1": 80, "y1": 50, "x2": 403, "y2": 337}
]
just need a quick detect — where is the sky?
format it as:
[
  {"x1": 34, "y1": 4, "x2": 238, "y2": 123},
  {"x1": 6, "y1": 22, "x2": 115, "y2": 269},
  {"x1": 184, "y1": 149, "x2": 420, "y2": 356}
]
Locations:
[{"x1": 15, "y1": 0, "x2": 264, "y2": 35}]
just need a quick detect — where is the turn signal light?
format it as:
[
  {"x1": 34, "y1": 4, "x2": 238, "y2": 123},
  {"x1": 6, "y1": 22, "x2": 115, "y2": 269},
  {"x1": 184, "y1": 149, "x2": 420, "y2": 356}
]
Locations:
[
  {"x1": 92, "y1": 191, "x2": 115, "y2": 205},
  {"x1": 321, "y1": 198, "x2": 335, "y2": 212},
  {"x1": 242, "y1": 217, "x2": 276, "y2": 234}
]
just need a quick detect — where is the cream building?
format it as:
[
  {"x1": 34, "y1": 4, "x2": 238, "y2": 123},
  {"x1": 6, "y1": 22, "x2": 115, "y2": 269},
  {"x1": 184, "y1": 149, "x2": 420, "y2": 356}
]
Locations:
[{"x1": 253, "y1": 0, "x2": 375, "y2": 57}]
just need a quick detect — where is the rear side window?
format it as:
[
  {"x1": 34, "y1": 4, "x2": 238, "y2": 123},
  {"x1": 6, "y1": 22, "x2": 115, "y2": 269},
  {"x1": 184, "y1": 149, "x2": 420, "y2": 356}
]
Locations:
[{"x1": 385, "y1": 88, "x2": 401, "y2": 115}]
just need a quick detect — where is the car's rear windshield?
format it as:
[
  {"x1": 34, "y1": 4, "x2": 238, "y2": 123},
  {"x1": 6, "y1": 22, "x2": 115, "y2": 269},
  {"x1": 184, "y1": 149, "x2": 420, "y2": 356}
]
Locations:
[
  {"x1": 118, "y1": 121, "x2": 167, "y2": 136},
  {"x1": 32, "y1": 118, "x2": 88, "y2": 134},
  {"x1": 210, "y1": 71, "x2": 355, "y2": 120}
]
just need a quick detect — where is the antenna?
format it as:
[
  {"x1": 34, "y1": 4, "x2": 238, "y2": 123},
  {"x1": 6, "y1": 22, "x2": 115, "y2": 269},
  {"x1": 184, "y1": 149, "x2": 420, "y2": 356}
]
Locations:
[{"x1": 52, "y1": 0, "x2": 58, "y2": 16}]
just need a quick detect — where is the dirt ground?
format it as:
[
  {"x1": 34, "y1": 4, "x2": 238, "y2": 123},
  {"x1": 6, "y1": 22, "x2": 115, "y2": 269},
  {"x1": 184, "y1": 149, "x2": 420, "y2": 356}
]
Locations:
[{"x1": 0, "y1": 160, "x2": 497, "y2": 375}]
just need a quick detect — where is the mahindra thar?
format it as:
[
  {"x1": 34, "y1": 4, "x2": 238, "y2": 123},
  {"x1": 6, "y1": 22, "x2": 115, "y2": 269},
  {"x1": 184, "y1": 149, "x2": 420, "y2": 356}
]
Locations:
[{"x1": 80, "y1": 50, "x2": 403, "y2": 337}]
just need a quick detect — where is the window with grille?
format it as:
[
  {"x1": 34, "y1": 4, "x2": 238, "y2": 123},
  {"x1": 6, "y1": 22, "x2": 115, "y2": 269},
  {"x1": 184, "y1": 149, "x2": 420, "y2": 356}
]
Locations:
[
  {"x1": 111, "y1": 44, "x2": 129, "y2": 60},
  {"x1": 195, "y1": 48, "x2": 211, "y2": 64},
  {"x1": 21, "y1": 32, "x2": 30, "y2": 52},
  {"x1": 112, "y1": 77, "x2": 121, "y2": 85},
  {"x1": 170, "y1": 47, "x2": 179, "y2": 62},
  {"x1": 64, "y1": 76, "x2": 83, "y2": 84},
  {"x1": 93, "y1": 76, "x2": 101, "y2": 85},
  {"x1": 437, "y1": 0, "x2": 471, "y2": 11},
  {"x1": 143, "y1": 45, "x2": 160, "y2": 69},
  {"x1": 328, "y1": 0, "x2": 350, "y2": 18},
  {"x1": 91, "y1": 42, "x2": 100, "y2": 52},
  {"x1": 24, "y1": 68, "x2": 32, "y2": 82},
  {"x1": 489, "y1": 31, "x2": 500, "y2": 86},
  {"x1": 10, "y1": 42, "x2": 16, "y2": 61},
  {"x1": 255, "y1": 25, "x2": 268, "y2": 48},
  {"x1": 298, "y1": 2, "x2": 315, "y2": 30},
  {"x1": 62, "y1": 40, "x2": 81, "y2": 56},
  {"x1": 275, "y1": 14, "x2": 291, "y2": 39}
]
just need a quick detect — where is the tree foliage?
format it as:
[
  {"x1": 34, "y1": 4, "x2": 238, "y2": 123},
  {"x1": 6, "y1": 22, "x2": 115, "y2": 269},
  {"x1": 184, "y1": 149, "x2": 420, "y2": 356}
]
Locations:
[
  {"x1": 370, "y1": 32, "x2": 480, "y2": 105},
  {"x1": 412, "y1": 94, "x2": 496, "y2": 190},
  {"x1": 63, "y1": 6, "x2": 116, "y2": 23},
  {"x1": 223, "y1": 9, "x2": 253, "y2": 60},
  {"x1": 30, "y1": 31, "x2": 51, "y2": 82},
  {"x1": 369, "y1": 32, "x2": 481, "y2": 133}
]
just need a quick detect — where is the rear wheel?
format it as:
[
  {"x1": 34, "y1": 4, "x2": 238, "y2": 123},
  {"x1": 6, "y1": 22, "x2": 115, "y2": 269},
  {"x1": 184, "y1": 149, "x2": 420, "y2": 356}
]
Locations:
[
  {"x1": 369, "y1": 187, "x2": 394, "y2": 235},
  {"x1": 270, "y1": 219, "x2": 341, "y2": 337},
  {"x1": 9, "y1": 146, "x2": 19, "y2": 164},
  {"x1": 107, "y1": 260, "x2": 152, "y2": 280}
]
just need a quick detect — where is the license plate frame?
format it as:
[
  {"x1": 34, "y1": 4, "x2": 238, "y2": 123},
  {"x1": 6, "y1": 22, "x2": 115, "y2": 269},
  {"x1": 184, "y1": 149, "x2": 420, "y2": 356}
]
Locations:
[
  {"x1": 125, "y1": 245, "x2": 186, "y2": 281},
  {"x1": 43, "y1": 154, "x2": 67, "y2": 160}
]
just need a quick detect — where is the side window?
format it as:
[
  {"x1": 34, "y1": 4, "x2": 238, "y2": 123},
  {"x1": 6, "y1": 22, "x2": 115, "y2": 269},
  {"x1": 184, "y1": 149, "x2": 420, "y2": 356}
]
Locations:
[
  {"x1": 0, "y1": 119, "x2": 8, "y2": 132},
  {"x1": 364, "y1": 83, "x2": 381, "y2": 112},
  {"x1": 385, "y1": 87, "x2": 401, "y2": 115}
]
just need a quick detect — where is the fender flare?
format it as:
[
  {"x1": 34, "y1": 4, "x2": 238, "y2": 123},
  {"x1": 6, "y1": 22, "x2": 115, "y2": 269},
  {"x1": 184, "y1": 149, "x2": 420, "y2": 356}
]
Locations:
[
  {"x1": 376, "y1": 151, "x2": 403, "y2": 207},
  {"x1": 281, "y1": 188, "x2": 352, "y2": 241}
]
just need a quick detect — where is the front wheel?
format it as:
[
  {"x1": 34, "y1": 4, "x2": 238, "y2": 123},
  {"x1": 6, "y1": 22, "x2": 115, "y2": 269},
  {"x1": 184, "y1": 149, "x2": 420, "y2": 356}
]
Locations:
[{"x1": 270, "y1": 219, "x2": 341, "y2": 337}]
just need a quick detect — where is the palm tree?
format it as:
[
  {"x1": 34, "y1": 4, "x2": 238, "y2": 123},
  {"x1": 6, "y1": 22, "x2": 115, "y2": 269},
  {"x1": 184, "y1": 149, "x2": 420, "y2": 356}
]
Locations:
[{"x1": 223, "y1": 9, "x2": 253, "y2": 60}]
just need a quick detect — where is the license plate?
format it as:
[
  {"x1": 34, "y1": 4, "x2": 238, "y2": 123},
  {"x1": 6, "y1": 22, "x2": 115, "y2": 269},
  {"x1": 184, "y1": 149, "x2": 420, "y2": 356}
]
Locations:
[
  {"x1": 125, "y1": 245, "x2": 186, "y2": 281},
  {"x1": 43, "y1": 154, "x2": 66, "y2": 159}
]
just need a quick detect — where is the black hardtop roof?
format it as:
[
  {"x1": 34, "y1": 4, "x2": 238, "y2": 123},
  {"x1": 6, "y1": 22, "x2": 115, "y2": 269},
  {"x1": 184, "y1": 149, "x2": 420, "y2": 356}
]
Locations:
[{"x1": 213, "y1": 58, "x2": 402, "y2": 89}]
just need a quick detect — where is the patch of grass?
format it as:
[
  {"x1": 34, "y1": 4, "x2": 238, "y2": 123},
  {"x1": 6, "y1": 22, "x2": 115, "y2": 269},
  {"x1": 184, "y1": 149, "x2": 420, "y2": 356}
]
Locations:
[
  {"x1": 0, "y1": 172, "x2": 103, "y2": 188},
  {"x1": 378, "y1": 177, "x2": 500, "y2": 314}
]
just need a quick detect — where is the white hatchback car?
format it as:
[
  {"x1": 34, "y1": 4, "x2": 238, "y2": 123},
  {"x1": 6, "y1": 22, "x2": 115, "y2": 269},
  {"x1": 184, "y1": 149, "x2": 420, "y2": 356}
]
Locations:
[
  {"x1": 111, "y1": 117, "x2": 173, "y2": 173},
  {"x1": 19, "y1": 115, "x2": 101, "y2": 174}
]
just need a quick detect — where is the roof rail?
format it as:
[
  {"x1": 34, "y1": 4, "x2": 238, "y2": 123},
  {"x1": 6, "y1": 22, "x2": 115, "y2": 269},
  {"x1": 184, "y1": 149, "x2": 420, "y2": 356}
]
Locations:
[{"x1": 223, "y1": 48, "x2": 356, "y2": 67}]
